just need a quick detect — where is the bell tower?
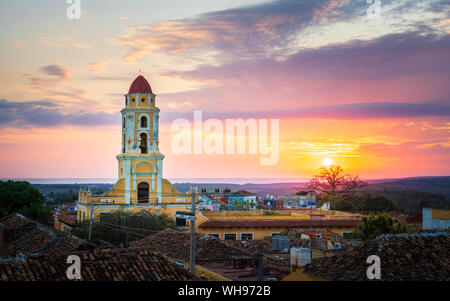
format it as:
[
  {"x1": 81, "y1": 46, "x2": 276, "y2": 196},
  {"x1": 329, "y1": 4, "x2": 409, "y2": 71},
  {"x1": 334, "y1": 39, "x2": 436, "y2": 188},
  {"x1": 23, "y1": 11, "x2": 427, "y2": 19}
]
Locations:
[{"x1": 117, "y1": 75, "x2": 163, "y2": 204}]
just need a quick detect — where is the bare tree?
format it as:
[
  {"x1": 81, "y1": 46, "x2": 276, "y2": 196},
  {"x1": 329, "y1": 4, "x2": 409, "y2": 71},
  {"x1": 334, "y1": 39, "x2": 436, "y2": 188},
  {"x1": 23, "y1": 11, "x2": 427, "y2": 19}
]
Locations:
[{"x1": 307, "y1": 165, "x2": 365, "y2": 197}]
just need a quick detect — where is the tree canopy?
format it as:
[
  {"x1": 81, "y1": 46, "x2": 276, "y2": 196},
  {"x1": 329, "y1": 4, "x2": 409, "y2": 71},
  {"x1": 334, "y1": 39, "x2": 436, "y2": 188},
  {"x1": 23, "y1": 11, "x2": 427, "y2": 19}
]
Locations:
[
  {"x1": 351, "y1": 213, "x2": 410, "y2": 241},
  {"x1": 0, "y1": 180, "x2": 51, "y2": 224},
  {"x1": 322, "y1": 193, "x2": 397, "y2": 212},
  {"x1": 308, "y1": 165, "x2": 364, "y2": 197}
]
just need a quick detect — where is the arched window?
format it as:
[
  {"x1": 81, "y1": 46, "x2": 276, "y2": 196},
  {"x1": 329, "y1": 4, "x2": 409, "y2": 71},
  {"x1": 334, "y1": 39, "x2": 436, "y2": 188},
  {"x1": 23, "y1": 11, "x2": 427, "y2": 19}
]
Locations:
[
  {"x1": 137, "y1": 182, "x2": 149, "y2": 203},
  {"x1": 139, "y1": 133, "x2": 147, "y2": 154},
  {"x1": 141, "y1": 116, "x2": 147, "y2": 128}
]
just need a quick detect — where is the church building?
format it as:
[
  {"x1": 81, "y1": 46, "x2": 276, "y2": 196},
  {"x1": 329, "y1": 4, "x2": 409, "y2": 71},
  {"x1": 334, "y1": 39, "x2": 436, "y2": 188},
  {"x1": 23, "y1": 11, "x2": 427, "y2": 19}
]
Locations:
[{"x1": 76, "y1": 75, "x2": 196, "y2": 225}]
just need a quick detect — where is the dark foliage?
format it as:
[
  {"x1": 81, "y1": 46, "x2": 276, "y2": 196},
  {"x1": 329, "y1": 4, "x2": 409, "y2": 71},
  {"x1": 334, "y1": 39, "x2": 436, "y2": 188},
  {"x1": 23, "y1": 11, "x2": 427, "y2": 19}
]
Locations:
[{"x1": 0, "y1": 180, "x2": 51, "y2": 224}]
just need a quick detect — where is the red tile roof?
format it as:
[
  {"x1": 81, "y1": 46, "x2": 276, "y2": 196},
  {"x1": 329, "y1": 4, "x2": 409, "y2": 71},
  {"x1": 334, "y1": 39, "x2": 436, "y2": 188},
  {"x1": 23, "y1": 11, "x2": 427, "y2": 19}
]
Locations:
[
  {"x1": 0, "y1": 247, "x2": 198, "y2": 281},
  {"x1": 130, "y1": 229, "x2": 252, "y2": 262},
  {"x1": 57, "y1": 213, "x2": 77, "y2": 226},
  {"x1": 199, "y1": 219, "x2": 361, "y2": 228},
  {"x1": 128, "y1": 75, "x2": 153, "y2": 94},
  {"x1": 0, "y1": 214, "x2": 85, "y2": 258},
  {"x1": 303, "y1": 233, "x2": 450, "y2": 281}
]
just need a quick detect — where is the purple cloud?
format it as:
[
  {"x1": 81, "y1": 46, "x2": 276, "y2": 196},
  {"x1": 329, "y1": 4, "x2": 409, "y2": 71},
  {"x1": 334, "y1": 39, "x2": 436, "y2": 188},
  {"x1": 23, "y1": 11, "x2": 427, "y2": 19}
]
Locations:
[
  {"x1": 0, "y1": 99, "x2": 119, "y2": 128},
  {"x1": 39, "y1": 65, "x2": 70, "y2": 79}
]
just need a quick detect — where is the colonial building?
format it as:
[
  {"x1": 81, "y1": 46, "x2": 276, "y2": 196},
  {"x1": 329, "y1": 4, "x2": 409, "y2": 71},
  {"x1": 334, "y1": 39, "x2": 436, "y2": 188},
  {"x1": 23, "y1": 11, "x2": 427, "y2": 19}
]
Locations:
[{"x1": 76, "y1": 76, "x2": 195, "y2": 223}]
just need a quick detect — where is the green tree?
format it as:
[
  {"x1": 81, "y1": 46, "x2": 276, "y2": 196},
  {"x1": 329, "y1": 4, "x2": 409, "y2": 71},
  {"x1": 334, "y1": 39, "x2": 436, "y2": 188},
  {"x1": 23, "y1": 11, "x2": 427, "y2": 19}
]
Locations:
[
  {"x1": 352, "y1": 213, "x2": 410, "y2": 241},
  {"x1": 0, "y1": 180, "x2": 51, "y2": 224},
  {"x1": 356, "y1": 194, "x2": 396, "y2": 212}
]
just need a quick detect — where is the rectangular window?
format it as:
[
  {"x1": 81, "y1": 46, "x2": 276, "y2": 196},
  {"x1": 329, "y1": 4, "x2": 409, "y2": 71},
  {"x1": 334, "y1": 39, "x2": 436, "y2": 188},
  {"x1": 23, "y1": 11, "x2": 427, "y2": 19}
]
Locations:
[
  {"x1": 207, "y1": 233, "x2": 220, "y2": 239},
  {"x1": 342, "y1": 232, "x2": 352, "y2": 239},
  {"x1": 271, "y1": 232, "x2": 280, "y2": 237},
  {"x1": 224, "y1": 233, "x2": 237, "y2": 240},
  {"x1": 175, "y1": 211, "x2": 188, "y2": 227},
  {"x1": 240, "y1": 233, "x2": 254, "y2": 240}
]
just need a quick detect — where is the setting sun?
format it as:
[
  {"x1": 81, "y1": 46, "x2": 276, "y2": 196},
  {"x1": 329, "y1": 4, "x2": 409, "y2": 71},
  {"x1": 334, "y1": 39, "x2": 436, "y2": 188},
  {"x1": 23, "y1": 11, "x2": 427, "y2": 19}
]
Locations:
[{"x1": 322, "y1": 158, "x2": 333, "y2": 167}]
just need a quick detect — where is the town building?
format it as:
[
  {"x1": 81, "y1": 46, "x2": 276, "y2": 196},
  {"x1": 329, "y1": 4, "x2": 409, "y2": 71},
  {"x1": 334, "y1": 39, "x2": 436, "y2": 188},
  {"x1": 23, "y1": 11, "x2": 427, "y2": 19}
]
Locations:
[
  {"x1": 196, "y1": 209, "x2": 361, "y2": 240},
  {"x1": 422, "y1": 207, "x2": 450, "y2": 230},
  {"x1": 76, "y1": 76, "x2": 199, "y2": 225},
  {"x1": 277, "y1": 192, "x2": 316, "y2": 209},
  {"x1": 198, "y1": 196, "x2": 221, "y2": 212},
  {"x1": 54, "y1": 207, "x2": 77, "y2": 233},
  {"x1": 227, "y1": 190, "x2": 258, "y2": 210}
]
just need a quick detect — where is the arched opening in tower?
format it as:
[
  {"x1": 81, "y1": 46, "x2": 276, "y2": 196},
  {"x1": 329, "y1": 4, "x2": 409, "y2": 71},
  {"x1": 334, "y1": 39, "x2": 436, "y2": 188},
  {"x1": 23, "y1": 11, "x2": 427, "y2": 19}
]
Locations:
[
  {"x1": 139, "y1": 133, "x2": 148, "y2": 154},
  {"x1": 141, "y1": 116, "x2": 147, "y2": 128},
  {"x1": 137, "y1": 182, "x2": 149, "y2": 203}
]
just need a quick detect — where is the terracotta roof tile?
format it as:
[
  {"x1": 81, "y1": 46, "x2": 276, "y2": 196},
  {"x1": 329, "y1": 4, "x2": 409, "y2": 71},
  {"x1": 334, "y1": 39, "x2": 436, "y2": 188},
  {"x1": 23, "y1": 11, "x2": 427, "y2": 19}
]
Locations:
[
  {"x1": 0, "y1": 247, "x2": 197, "y2": 281},
  {"x1": 57, "y1": 213, "x2": 77, "y2": 226},
  {"x1": 303, "y1": 233, "x2": 450, "y2": 281},
  {"x1": 0, "y1": 214, "x2": 85, "y2": 258},
  {"x1": 130, "y1": 229, "x2": 253, "y2": 262}
]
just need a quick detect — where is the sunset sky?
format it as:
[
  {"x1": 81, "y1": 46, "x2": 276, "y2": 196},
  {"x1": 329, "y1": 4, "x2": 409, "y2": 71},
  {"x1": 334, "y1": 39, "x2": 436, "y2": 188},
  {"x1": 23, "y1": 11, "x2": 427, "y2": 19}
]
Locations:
[{"x1": 0, "y1": 0, "x2": 449, "y2": 180}]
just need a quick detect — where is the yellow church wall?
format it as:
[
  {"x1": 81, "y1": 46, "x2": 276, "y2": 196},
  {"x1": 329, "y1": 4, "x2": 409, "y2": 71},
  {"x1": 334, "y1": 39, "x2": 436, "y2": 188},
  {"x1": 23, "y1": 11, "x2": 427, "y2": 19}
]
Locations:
[
  {"x1": 75, "y1": 204, "x2": 204, "y2": 226},
  {"x1": 128, "y1": 96, "x2": 137, "y2": 108},
  {"x1": 131, "y1": 160, "x2": 157, "y2": 172}
]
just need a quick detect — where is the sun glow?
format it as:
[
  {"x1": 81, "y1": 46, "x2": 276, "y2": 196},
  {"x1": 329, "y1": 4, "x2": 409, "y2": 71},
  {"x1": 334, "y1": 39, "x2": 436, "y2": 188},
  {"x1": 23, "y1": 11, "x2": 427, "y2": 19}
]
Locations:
[{"x1": 322, "y1": 157, "x2": 333, "y2": 167}]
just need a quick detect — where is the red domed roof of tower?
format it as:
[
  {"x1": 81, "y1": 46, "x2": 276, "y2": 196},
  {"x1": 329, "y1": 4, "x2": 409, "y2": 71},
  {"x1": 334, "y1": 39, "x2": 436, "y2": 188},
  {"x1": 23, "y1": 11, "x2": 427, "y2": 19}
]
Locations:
[{"x1": 128, "y1": 75, "x2": 153, "y2": 94}]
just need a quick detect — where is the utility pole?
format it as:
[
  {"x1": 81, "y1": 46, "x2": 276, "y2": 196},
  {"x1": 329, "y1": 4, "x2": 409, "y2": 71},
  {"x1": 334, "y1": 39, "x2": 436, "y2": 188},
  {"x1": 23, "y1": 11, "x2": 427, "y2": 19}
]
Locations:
[
  {"x1": 189, "y1": 186, "x2": 196, "y2": 274},
  {"x1": 88, "y1": 201, "x2": 94, "y2": 241},
  {"x1": 257, "y1": 243, "x2": 264, "y2": 281}
]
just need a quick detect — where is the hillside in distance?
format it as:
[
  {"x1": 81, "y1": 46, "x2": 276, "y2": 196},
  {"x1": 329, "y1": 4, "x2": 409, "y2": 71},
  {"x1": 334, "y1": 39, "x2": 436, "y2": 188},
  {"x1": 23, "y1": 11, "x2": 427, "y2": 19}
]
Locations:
[
  {"x1": 28, "y1": 176, "x2": 450, "y2": 211},
  {"x1": 365, "y1": 176, "x2": 450, "y2": 197}
]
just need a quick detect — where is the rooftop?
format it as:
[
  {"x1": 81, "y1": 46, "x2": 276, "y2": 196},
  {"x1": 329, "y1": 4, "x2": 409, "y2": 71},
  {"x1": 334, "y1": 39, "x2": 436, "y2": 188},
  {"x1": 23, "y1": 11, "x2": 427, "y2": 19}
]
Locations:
[
  {"x1": 130, "y1": 229, "x2": 253, "y2": 262},
  {"x1": 303, "y1": 232, "x2": 450, "y2": 281},
  {"x1": 0, "y1": 213, "x2": 96, "y2": 259},
  {"x1": 128, "y1": 75, "x2": 153, "y2": 94},
  {"x1": 0, "y1": 247, "x2": 197, "y2": 281},
  {"x1": 56, "y1": 213, "x2": 77, "y2": 226}
]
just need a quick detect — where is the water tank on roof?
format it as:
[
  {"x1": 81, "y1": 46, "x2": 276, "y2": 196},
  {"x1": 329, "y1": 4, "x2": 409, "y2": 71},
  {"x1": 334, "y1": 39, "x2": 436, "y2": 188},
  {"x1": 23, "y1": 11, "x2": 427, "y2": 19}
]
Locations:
[
  {"x1": 290, "y1": 247, "x2": 311, "y2": 267},
  {"x1": 272, "y1": 236, "x2": 290, "y2": 252}
]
